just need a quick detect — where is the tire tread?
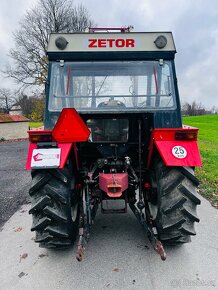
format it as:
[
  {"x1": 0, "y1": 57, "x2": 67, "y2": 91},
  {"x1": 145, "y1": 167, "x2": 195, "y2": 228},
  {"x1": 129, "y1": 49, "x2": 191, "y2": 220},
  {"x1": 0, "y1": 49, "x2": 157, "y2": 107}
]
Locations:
[{"x1": 154, "y1": 161, "x2": 200, "y2": 245}]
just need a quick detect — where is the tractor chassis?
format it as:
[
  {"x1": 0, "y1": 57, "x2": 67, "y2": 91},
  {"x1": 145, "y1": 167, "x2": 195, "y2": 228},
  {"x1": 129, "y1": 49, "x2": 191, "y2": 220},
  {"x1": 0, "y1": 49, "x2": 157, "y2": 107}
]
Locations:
[{"x1": 76, "y1": 179, "x2": 166, "y2": 262}]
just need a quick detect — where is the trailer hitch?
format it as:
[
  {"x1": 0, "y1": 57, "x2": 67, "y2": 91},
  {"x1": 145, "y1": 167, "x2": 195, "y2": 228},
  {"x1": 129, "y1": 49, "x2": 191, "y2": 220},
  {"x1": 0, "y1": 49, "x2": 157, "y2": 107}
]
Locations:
[
  {"x1": 129, "y1": 202, "x2": 166, "y2": 261},
  {"x1": 76, "y1": 201, "x2": 166, "y2": 261},
  {"x1": 76, "y1": 177, "x2": 166, "y2": 261}
]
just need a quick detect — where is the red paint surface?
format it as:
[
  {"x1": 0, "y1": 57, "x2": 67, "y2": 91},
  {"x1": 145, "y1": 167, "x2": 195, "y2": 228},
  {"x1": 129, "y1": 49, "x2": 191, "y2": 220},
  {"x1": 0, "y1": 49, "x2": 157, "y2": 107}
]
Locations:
[
  {"x1": 147, "y1": 127, "x2": 202, "y2": 167},
  {"x1": 99, "y1": 173, "x2": 128, "y2": 198},
  {"x1": 152, "y1": 127, "x2": 199, "y2": 141},
  {"x1": 26, "y1": 143, "x2": 37, "y2": 170},
  {"x1": 28, "y1": 130, "x2": 52, "y2": 142},
  {"x1": 25, "y1": 143, "x2": 72, "y2": 170},
  {"x1": 58, "y1": 143, "x2": 73, "y2": 168},
  {"x1": 52, "y1": 108, "x2": 90, "y2": 143},
  {"x1": 155, "y1": 140, "x2": 202, "y2": 166}
]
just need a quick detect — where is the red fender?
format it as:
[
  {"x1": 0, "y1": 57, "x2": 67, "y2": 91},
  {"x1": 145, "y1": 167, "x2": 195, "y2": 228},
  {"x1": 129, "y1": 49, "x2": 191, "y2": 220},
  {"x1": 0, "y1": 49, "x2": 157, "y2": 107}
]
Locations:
[
  {"x1": 26, "y1": 108, "x2": 90, "y2": 170},
  {"x1": 147, "y1": 127, "x2": 202, "y2": 168},
  {"x1": 26, "y1": 142, "x2": 73, "y2": 170}
]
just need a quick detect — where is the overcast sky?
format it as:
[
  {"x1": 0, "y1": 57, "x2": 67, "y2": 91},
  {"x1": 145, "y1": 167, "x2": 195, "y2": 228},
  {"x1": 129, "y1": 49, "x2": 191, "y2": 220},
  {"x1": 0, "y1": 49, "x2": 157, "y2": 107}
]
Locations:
[{"x1": 0, "y1": 0, "x2": 218, "y2": 108}]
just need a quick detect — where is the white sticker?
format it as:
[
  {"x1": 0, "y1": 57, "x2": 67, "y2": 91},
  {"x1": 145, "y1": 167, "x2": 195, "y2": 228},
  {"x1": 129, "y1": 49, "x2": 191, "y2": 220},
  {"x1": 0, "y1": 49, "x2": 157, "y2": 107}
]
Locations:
[
  {"x1": 31, "y1": 148, "x2": 61, "y2": 168},
  {"x1": 172, "y1": 146, "x2": 187, "y2": 159}
]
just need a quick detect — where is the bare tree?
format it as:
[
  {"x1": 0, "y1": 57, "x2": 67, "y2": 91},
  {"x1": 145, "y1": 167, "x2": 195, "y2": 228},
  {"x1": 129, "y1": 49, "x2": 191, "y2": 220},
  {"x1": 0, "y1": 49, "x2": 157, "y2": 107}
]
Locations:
[
  {"x1": 182, "y1": 101, "x2": 206, "y2": 116},
  {"x1": 4, "y1": 0, "x2": 94, "y2": 89},
  {"x1": 211, "y1": 105, "x2": 218, "y2": 114},
  {"x1": 0, "y1": 88, "x2": 17, "y2": 114}
]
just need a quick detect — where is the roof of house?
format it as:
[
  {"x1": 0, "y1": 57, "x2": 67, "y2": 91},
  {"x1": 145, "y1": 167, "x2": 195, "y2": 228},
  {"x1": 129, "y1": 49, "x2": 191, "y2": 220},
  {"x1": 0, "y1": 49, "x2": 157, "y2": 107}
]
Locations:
[{"x1": 0, "y1": 114, "x2": 29, "y2": 123}]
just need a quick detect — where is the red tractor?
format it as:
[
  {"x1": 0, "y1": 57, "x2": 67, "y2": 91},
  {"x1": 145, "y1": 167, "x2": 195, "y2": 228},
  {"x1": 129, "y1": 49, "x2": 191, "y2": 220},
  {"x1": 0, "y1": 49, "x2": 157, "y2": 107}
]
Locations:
[{"x1": 26, "y1": 28, "x2": 202, "y2": 260}]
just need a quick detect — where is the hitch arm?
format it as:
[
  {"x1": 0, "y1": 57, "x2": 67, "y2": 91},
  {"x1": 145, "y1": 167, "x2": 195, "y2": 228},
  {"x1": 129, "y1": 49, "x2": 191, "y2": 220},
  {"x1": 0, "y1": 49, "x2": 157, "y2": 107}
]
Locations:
[
  {"x1": 76, "y1": 182, "x2": 99, "y2": 261},
  {"x1": 129, "y1": 202, "x2": 166, "y2": 261}
]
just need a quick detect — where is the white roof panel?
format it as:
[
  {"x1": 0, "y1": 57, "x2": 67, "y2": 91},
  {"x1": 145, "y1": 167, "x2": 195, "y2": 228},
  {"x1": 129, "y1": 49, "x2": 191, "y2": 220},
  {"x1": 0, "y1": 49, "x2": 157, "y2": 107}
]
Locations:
[{"x1": 47, "y1": 32, "x2": 176, "y2": 53}]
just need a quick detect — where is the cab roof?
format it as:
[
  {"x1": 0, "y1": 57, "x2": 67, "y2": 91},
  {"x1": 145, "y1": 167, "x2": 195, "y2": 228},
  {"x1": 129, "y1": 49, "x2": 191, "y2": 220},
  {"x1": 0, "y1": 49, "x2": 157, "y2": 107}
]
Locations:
[
  {"x1": 47, "y1": 32, "x2": 176, "y2": 61},
  {"x1": 48, "y1": 32, "x2": 175, "y2": 52}
]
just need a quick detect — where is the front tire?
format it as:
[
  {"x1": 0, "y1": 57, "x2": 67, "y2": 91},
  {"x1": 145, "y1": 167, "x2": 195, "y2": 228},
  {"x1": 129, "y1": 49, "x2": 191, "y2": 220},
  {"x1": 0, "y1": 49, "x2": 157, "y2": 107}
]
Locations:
[
  {"x1": 153, "y1": 160, "x2": 201, "y2": 245},
  {"x1": 29, "y1": 164, "x2": 79, "y2": 249}
]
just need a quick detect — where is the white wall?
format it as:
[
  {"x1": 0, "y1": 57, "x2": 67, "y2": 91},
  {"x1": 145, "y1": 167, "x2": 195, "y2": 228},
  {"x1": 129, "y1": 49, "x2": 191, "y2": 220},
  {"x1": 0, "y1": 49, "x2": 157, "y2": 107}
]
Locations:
[{"x1": 0, "y1": 122, "x2": 29, "y2": 140}]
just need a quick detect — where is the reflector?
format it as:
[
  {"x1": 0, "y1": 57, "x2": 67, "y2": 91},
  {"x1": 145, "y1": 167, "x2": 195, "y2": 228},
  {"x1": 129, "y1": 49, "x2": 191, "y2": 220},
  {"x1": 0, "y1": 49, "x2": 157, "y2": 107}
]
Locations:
[{"x1": 52, "y1": 108, "x2": 90, "y2": 143}]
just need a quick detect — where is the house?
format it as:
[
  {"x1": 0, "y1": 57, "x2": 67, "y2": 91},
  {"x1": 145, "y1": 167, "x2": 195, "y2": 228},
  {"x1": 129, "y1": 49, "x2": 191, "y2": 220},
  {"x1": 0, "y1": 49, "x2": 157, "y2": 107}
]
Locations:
[{"x1": 9, "y1": 104, "x2": 22, "y2": 116}]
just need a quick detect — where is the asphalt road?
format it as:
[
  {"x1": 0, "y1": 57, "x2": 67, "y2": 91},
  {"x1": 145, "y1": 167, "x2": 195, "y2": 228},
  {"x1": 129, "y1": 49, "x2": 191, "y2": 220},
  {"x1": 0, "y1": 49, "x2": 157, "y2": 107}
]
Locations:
[
  {"x1": 0, "y1": 141, "x2": 218, "y2": 290},
  {"x1": 0, "y1": 140, "x2": 31, "y2": 228}
]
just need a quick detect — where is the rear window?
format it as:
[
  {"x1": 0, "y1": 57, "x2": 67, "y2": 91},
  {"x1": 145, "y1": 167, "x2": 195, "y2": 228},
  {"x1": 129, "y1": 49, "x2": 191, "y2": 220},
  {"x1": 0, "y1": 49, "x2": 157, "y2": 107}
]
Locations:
[
  {"x1": 87, "y1": 119, "x2": 129, "y2": 143},
  {"x1": 48, "y1": 60, "x2": 176, "y2": 112}
]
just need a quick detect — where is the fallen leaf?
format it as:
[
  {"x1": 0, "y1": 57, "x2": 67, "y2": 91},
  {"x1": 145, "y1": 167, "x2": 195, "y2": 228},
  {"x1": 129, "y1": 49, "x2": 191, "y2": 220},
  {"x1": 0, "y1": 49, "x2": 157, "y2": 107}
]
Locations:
[
  {"x1": 20, "y1": 253, "x2": 28, "y2": 262},
  {"x1": 18, "y1": 272, "x2": 25, "y2": 278},
  {"x1": 21, "y1": 253, "x2": 28, "y2": 259},
  {"x1": 38, "y1": 253, "x2": 48, "y2": 258},
  {"x1": 14, "y1": 227, "x2": 23, "y2": 232}
]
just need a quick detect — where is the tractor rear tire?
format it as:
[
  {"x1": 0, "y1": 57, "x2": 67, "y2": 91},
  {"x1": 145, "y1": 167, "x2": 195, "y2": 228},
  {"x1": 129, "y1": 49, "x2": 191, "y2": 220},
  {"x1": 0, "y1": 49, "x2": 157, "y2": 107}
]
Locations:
[
  {"x1": 154, "y1": 160, "x2": 201, "y2": 245},
  {"x1": 29, "y1": 164, "x2": 79, "y2": 249}
]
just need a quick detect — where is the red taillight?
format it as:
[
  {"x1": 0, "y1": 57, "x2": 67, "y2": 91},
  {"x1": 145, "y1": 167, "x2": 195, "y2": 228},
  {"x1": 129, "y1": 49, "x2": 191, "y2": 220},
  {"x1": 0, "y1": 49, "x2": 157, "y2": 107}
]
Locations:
[
  {"x1": 175, "y1": 131, "x2": 197, "y2": 141},
  {"x1": 28, "y1": 131, "x2": 53, "y2": 143},
  {"x1": 144, "y1": 182, "x2": 151, "y2": 189}
]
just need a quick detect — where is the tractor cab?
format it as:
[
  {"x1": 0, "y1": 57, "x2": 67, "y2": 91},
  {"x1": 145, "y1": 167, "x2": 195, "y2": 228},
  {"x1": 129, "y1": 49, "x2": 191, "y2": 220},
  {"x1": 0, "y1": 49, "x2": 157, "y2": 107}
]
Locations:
[{"x1": 45, "y1": 30, "x2": 181, "y2": 130}]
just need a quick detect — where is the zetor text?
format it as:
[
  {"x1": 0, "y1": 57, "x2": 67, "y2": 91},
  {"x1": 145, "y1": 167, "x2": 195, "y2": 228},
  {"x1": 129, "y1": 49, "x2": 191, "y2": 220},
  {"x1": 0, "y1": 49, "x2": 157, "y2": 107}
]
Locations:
[{"x1": 88, "y1": 38, "x2": 135, "y2": 48}]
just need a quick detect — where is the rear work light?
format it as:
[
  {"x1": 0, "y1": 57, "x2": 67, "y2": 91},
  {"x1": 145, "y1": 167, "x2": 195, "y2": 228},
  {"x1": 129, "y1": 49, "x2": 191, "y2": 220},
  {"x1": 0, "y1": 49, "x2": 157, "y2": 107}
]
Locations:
[
  {"x1": 28, "y1": 130, "x2": 53, "y2": 143},
  {"x1": 175, "y1": 131, "x2": 197, "y2": 141}
]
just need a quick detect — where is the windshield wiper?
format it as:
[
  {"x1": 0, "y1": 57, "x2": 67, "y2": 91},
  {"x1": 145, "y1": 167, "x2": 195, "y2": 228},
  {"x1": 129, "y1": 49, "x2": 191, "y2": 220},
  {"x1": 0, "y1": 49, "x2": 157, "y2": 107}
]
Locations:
[
  {"x1": 96, "y1": 76, "x2": 107, "y2": 96},
  {"x1": 153, "y1": 65, "x2": 158, "y2": 94},
  {"x1": 66, "y1": 65, "x2": 71, "y2": 95}
]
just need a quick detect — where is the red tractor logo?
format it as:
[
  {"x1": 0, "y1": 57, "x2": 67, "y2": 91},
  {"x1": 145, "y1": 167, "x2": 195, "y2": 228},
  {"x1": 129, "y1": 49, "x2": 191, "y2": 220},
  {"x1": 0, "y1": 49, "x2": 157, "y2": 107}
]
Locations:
[{"x1": 33, "y1": 153, "x2": 43, "y2": 161}]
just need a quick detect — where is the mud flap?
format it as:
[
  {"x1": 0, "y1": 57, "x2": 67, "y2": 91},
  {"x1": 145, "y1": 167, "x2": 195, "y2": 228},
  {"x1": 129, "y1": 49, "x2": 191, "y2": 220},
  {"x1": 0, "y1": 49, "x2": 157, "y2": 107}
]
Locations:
[
  {"x1": 26, "y1": 143, "x2": 72, "y2": 170},
  {"x1": 154, "y1": 140, "x2": 202, "y2": 167}
]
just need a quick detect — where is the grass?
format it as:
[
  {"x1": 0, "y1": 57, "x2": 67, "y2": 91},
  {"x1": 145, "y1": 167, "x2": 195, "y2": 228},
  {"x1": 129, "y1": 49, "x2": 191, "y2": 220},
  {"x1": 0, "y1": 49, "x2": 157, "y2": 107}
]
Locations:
[
  {"x1": 29, "y1": 121, "x2": 43, "y2": 128},
  {"x1": 183, "y1": 115, "x2": 218, "y2": 207}
]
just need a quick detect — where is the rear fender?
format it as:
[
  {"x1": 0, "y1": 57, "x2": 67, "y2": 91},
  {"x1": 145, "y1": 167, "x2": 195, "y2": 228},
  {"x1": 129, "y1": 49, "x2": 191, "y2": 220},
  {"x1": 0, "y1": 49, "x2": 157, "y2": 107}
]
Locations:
[
  {"x1": 26, "y1": 142, "x2": 73, "y2": 170},
  {"x1": 26, "y1": 108, "x2": 90, "y2": 170},
  {"x1": 147, "y1": 127, "x2": 202, "y2": 168}
]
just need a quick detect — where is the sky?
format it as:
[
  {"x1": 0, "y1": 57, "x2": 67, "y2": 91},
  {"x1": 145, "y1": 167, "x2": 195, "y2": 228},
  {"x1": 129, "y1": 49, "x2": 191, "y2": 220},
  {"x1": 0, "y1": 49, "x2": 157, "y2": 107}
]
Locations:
[{"x1": 0, "y1": 0, "x2": 218, "y2": 108}]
